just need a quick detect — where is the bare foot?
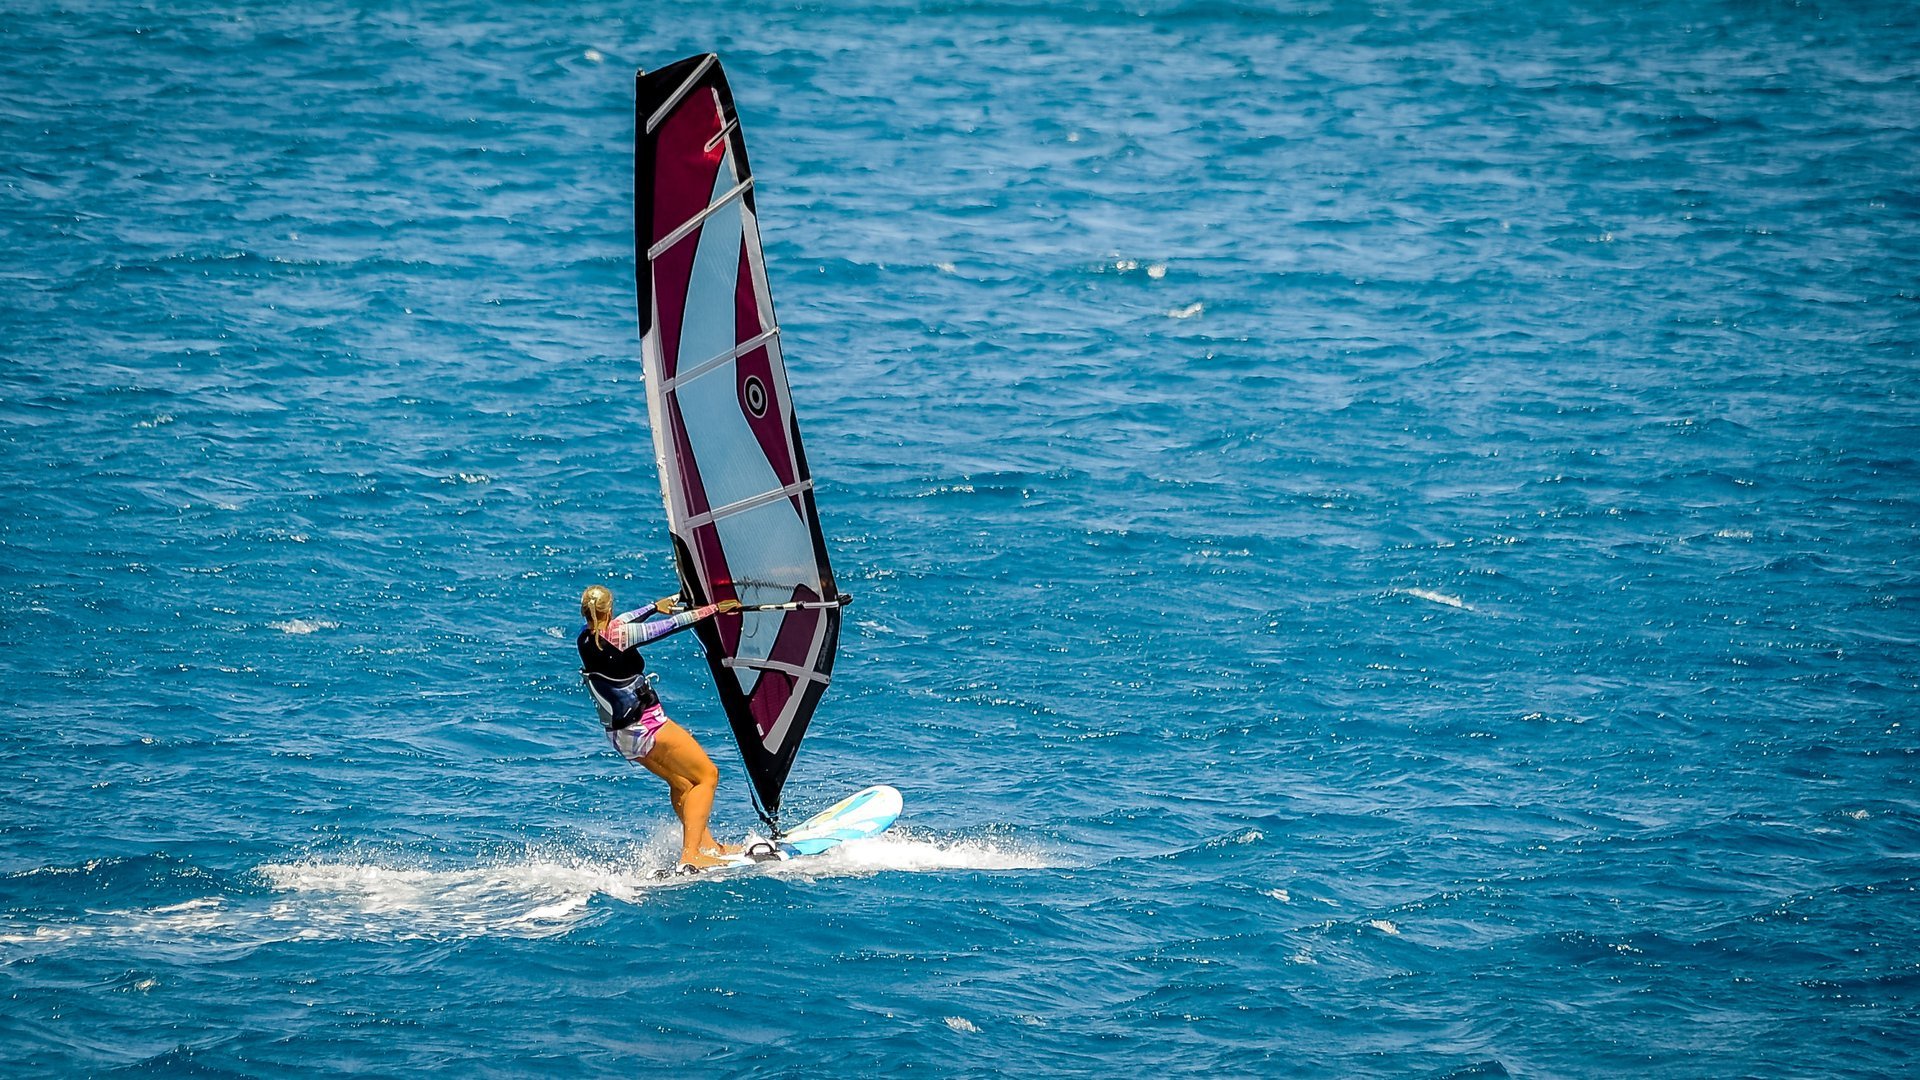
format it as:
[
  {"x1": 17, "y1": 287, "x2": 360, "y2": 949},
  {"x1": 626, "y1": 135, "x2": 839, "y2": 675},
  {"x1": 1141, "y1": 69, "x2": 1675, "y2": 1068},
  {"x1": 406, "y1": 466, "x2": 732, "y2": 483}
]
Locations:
[
  {"x1": 704, "y1": 842, "x2": 743, "y2": 856},
  {"x1": 680, "y1": 851, "x2": 728, "y2": 869}
]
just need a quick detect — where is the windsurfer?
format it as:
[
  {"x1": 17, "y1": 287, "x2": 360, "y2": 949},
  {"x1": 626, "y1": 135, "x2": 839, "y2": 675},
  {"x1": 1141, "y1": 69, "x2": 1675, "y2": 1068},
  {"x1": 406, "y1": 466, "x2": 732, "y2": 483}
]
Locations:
[{"x1": 578, "y1": 585, "x2": 742, "y2": 869}]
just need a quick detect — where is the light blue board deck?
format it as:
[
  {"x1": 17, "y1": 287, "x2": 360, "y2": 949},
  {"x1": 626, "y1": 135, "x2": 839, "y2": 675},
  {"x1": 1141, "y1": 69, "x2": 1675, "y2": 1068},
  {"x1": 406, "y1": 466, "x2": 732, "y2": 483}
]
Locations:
[
  {"x1": 774, "y1": 784, "x2": 903, "y2": 857},
  {"x1": 660, "y1": 785, "x2": 902, "y2": 877}
]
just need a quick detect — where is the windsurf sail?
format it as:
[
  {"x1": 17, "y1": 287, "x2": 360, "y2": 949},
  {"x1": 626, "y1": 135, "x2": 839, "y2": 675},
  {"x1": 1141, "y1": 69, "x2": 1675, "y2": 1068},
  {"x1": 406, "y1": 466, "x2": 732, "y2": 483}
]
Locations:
[{"x1": 634, "y1": 54, "x2": 845, "y2": 830}]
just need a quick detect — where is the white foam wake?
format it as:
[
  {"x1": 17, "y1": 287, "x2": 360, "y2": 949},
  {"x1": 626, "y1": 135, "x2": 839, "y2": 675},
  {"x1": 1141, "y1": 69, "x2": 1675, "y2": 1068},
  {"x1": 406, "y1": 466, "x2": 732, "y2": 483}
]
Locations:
[
  {"x1": 0, "y1": 831, "x2": 1053, "y2": 947},
  {"x1": 253, "y1": 856, "x2": 651, "y2": 938}
]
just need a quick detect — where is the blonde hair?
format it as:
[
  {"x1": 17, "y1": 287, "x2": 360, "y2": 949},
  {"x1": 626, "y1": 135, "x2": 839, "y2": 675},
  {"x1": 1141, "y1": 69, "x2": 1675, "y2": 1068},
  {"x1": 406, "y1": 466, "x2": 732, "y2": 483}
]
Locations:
[{"x1": 581, "y1": 585, "x2": 614, "y2": 638}]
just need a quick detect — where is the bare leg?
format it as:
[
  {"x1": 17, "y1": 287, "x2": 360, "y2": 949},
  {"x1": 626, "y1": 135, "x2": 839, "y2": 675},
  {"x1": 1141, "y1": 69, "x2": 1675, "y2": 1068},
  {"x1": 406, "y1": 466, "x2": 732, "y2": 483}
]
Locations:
[
  {"x1": 652, "y1": 731, "x2": 740, "y2": 855},
  {"x1": 642, "y1": 722, "x2": 728, "y2": 867},
  {"x1": 664, "y1": 786, "x2": 736, "y2": 854}
]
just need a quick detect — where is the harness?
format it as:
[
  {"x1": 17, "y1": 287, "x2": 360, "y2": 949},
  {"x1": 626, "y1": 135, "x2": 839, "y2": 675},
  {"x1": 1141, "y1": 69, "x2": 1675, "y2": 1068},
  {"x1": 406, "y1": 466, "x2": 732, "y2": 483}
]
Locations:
[{"x1": 580, "y1": 669, "x2": 661, "y2": 731}]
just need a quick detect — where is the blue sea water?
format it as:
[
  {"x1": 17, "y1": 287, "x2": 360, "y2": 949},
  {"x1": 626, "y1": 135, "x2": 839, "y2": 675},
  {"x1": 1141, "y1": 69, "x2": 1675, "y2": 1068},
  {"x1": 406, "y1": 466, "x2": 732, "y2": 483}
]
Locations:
[{"x1": 4, "y1": 0, "x2": 1918, "y2": 1074}]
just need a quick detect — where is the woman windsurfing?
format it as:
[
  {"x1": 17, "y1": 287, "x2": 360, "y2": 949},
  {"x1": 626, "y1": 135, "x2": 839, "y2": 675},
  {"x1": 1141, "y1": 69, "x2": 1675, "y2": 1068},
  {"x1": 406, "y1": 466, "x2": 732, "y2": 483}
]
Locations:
[{"x1": 578, "y1": 585, "x2": 741, "y2": 870}]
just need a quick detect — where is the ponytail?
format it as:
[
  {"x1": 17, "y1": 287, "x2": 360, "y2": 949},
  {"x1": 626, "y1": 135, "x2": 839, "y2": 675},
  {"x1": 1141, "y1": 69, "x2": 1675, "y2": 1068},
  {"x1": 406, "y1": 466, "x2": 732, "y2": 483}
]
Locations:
[{"x1": 580, "y1": 585, "x2": 614, "y2": 647}]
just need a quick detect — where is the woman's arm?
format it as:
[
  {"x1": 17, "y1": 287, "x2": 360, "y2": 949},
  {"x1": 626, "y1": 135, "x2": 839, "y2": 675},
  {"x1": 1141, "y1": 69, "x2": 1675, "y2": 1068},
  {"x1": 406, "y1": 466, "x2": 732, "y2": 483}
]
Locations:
[{"x1": 606, "y1": 601, "x2": 734, "y2": 649}]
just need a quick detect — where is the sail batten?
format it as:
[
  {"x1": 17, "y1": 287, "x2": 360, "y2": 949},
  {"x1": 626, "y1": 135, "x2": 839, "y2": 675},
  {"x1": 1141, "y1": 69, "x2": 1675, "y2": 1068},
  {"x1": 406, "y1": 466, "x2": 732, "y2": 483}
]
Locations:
[
  {"x1": 643, "y1": 53, "x2": 716, "y2": 134},
  {"x1": 722, "y1": 657, "x2": 831, "y2": 683},
  {"x1": 666, "y1": 328, "x2": 781, "y2": 393},
  {"x1": 684, "y1": 478, "x2": 815, "y2": 529},
  {"x1": 634, "y1": 54, "x2": 841, "y2": 828},
  {"x1": 647, "y1": 177, "x2": 755, "y2": 262}
]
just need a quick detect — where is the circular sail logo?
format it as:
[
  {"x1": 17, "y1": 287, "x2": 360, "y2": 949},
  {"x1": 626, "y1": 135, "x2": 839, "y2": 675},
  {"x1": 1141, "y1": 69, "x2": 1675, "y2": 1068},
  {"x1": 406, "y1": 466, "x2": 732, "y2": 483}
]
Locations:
[{"x1": 742, "y1": 375, "x2": 768, "y2": 417}]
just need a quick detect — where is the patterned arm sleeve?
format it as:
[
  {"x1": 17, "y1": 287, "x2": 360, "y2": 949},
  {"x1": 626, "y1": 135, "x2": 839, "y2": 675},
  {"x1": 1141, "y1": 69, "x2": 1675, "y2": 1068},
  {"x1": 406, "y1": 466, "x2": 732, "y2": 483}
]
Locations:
[{"x1": 607, "y1": 604, "x2": 720, "y2": 649}]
